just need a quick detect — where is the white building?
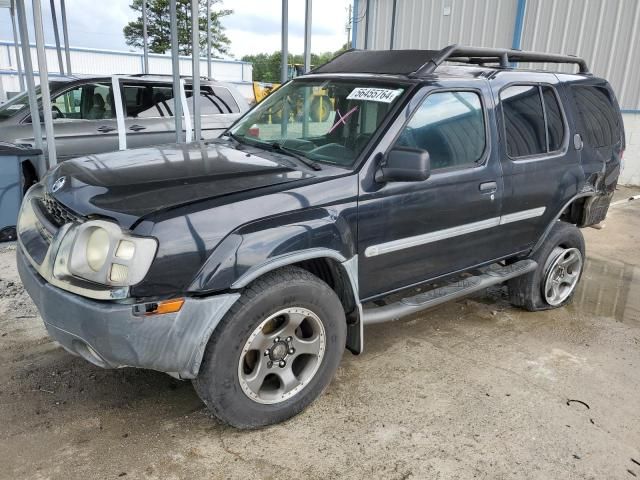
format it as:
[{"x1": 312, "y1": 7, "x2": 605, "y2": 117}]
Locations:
[{"x1": 0, "y1": 40, "x2": 254, "y2": 101}]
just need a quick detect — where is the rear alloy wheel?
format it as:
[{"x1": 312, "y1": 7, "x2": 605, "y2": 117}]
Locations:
[
  {"x1": 193, "y1": 266, "x2": 346, "y2": 429},
  {"x1": 238, "y1": 307, "x2": 326, "y2": 404},
  {"x1": 542, "y1": 247, "x2": 583, "y2": 306},
  {"x1": 508, "y1": 221, "x2": 585, "y2": 311}
]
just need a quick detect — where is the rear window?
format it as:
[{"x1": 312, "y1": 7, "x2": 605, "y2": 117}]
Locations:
[
  {"x1": 500, "y1": 84, "x2": 566, "y2": 158},
  {"x1": 571, "y1": 85, "x2": 620, "y2": 148},
  {"x1": 501, "y1": 85, "x2": 547, "y2": 157}
]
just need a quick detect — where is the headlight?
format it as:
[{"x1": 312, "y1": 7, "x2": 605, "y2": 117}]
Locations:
[
  {"x1": 54, "y1": 220, "x2": 158, "y2": 287},
  {"x1": 86, "y1": 227, "x2": 110, "y2": 272}
]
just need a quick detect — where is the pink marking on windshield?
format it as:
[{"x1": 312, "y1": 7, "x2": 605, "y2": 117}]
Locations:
[{"x1": 327, "y1": 106, "x2": 359, "y2": 134}]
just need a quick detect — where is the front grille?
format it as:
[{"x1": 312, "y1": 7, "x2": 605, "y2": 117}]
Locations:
[{"x1": 39, "y1": 192, "x2": 81, "y2": 227}]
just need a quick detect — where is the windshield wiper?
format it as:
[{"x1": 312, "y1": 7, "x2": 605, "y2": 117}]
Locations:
[
  {"x1": 269, "y1": 142, "x2": 322, "y2": 171},
  {"x1": 219, "y1": 131, "x2": 246, "y2": 148}
]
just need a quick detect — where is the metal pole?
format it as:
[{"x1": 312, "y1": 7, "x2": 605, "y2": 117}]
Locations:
[
  {"x1": 32, "y1": 0, "x2": 57, "y2": 167},
  {"x1": 206, "y1": 0, "x2": 212, "y2": 79},
  {"x1": 170, "y1": 0, "x2": 183, "y2": 143},
  {"x1": 281, "y1": 0, "x2": 288, "y2": 83},
  {"x1": 50, "y1": 0, "x2": 64, "y2": 74},
  {"x1": 390, "y1": 0, "x2": 397, "y2": 50},
  {"x1": 15, "y1": 0, "x2": 43, "y2": 160},
  {"x1": 303, "y1": 0, "x2": 312, "y2": 73},
  {"x1": 364, "y1": 0, "x2": 371, "y2": 49},
  {"x1": 10, "y1": 0, "x2": 25, "y2": 91},
  {"x1": 346, "y1": 3, "x2": 352, "y2": 49},
  {"x1": 142, "y1": 0, "x2": 149, "y2": 74},
  {"x1": 191, "y1": 0, "x2": 201, "y2": 141},
  {"x1": 60, "y1": 0, "x2": 71, "y2": 74}
]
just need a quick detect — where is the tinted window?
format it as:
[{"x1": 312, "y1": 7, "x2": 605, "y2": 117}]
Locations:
[
  {"x1": 572, "y1": 86, "x2": 619, "y2": 147},
  {"x1": 396, "y1": 91, "x2": 486, "y2": 170},
  {"x1": 212, "y1": 87, "x2": 240, "y2": 113},
  {"x1": 501, "y1": 85, "x2": 546, "y2": 157},
  {"x1": 542, "y1": 86, "x2": 564, "y2": 151},
  {"x1": 122, "y1": 83, "x2": 175, "y2": 118},
  {"x1": 185, "y1": 90, "x2": 239, "y2": 115}
]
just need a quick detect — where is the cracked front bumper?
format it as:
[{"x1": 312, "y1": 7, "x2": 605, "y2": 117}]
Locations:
[{"x1": 17, "y1": 247, "x2": 239, "y2": 378}]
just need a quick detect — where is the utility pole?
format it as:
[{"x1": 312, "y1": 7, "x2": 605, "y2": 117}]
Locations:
[{"x1": 346, "y1": 3, "x2": 352, "y2": 49}]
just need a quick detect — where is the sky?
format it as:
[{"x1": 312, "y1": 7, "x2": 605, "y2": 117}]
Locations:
[{"x1": 0, "y1": 0, "x2": 352, "y2": 58}]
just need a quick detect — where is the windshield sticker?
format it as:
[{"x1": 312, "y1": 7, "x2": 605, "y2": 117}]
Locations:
[
  {"x1": 5, "y1": 104, "x2": 25, "y2": 110},
  {"x1": 347, "y1": 87, "x2": 403, "y2": 103}
]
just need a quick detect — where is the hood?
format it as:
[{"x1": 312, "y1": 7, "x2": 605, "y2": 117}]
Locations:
[{"x1": 46, "y1": 141, "x2": 314, "y2": 228}]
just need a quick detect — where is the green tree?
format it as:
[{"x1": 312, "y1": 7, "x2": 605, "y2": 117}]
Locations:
[
  {"x1": 243, "y1": 44, "x2": 349, "y2": 82},
  {"x1": 123, "y1": 0, "x2": 232, "y2": 57}
]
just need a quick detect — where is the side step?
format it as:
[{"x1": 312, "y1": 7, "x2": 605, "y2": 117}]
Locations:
[{"x1": 362, "y1": 259, "x2": 538, "y2": 325}]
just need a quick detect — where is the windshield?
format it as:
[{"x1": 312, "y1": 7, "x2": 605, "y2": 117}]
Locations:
[
  {"x1": 229, "y1": 79, "x2": 406, "y2": 167},
  {"x1": 0, "y1": 88, "x2": 37, "y2": 119}
]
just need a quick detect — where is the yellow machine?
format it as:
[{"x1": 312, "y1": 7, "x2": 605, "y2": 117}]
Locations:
[{"x1": 252, "y1": 64, "x2": 333, "y2": 123}]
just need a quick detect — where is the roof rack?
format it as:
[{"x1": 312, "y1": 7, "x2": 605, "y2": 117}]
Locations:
[
  {"x1": 309, "y1": 45, "x2": 589, "y2": 77},
  {"x1": 411, "y1": 44, "x2": 589, "y2": 76}
]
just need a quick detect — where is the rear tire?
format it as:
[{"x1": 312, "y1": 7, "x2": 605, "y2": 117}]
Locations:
[
  {"x1": 508, "y1": 221, "x2": 585, "y2": 311},
  {"x1": 193, "y1": 266, "x2": 346, "y2": 429}
]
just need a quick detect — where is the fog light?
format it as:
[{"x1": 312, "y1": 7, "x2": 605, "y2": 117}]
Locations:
[
  {"x1": 109, "y1": 263, "x2": 129, "y2": 283},
  {"x1": 115, "y1": 240, "x2": 135, "y2": 259}
]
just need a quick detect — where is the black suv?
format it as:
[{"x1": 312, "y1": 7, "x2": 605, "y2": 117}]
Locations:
[{"x1": 16, "y1": 46, "x2": 624, "y2": 428}]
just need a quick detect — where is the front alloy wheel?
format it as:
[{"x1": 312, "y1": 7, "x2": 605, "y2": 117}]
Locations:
[
  {"x1": 238, "y1": 307, "x2": 326, "y2": 404},
  {"x1": 193, "y1": 266, "x2": 346, "y2": 429}
]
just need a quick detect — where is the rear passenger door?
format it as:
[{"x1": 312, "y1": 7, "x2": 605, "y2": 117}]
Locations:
[
  {"x1": 492, "y1": 75, "x2": 580, "y2": 253},
  {"x1": 120, "y1": 81, "x2": 177, "y2": 148}
]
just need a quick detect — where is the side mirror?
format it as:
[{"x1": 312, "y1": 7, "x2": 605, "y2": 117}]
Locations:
[{"x1": 376, "y1": 147, "x2": 431, "y2": 183}]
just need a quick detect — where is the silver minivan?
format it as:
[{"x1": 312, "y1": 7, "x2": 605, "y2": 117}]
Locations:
[{"x1": 0, "y1": 74, "x2": 249, "y2": 185}]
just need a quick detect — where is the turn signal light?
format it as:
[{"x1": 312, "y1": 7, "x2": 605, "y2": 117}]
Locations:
[
  {"x1": 133, "y1": 298, "x2": 185, "y2": 316},
  {"x1": 152, "y1": 298, "x2": 185, "y2": 315}
]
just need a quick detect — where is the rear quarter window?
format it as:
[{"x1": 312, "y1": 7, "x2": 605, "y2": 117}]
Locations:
[{"x1": 571, "y1": 85, "x2": 620, "y2": 148}]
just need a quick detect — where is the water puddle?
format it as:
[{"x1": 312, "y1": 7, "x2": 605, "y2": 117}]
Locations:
[{"x1": 570, "y1": 256, "x2": 640, "y2": 323}]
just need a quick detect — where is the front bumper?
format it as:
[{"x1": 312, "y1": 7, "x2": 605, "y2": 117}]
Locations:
[{"x1": 17, "y1": 248, "x2": 239, "y2": 378}]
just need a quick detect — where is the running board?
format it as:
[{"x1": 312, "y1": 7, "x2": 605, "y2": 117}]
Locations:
[{"x1": 362, "y1": 259, "x2": 538, "y2": 325}]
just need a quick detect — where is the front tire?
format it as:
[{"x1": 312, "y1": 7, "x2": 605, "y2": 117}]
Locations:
[
  {"x1": 193, "y1": 266, "x2": 346, "y2": 429},
  {"x1": 508, "y1": 221, "x2": 585, "y2": 311}
]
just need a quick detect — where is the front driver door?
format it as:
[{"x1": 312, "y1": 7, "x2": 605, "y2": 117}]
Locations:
[
  {"x1": 49, "y1": 81, "x2": 119, "y2": 160},
  {"x1": 358, "y1": 83, "x2": 505, "y2": 300}
]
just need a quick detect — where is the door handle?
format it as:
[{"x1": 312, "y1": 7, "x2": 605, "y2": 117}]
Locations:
[
  {"x1": 129, "y1": 124, "x2": 146, "y2": 132},
  {"x1": 479, "y1": 181, "x2": 497, "y2": 193},
  {"x1": 97, "y1": 125, "x2": 116, "y2": 133}
]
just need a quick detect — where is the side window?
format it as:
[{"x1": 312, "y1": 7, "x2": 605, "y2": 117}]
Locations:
[
  {"x1": 52, "y1": 87, "x2": 81, "y2": 118},
  {"x1": 396, "y1": 91, "x2": 486, "y2": 170},
  {"x1": 189, "y1": 87, "x2": 240, "y2": 115},
  {"x1": 571, "y1": 85, "x2": 619, "y2": 148},
  {"x1": 211, "y1": 87, "x2": 240, "y2": 113},
  {"x1": 122, "y1": 83, "x2": 175, "y2": 118},
  {"x1": 51, "y1": 83, "x2": 114, "y2": 120},
  {"x1": 500, "y1": 85, "x2": 546, "y2": 157},
  {"x1": 542, "y1": 86, "x2": 565, "y2": 152}
]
